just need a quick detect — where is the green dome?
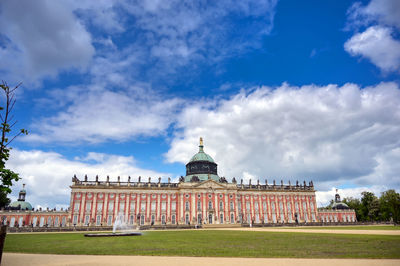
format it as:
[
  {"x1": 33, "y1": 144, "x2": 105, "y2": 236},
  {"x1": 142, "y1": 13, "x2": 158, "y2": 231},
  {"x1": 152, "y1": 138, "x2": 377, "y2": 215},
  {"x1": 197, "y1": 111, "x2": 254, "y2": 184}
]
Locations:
[
  {"x1": 189, "y1": 150, "x2": 215, "y2": 163},
  {"x1": 189, "y1": 138, "x2": 215, "y2": 163},
  {"x1": 9, "y1": 201, "x2": 33, "y2": 210}
]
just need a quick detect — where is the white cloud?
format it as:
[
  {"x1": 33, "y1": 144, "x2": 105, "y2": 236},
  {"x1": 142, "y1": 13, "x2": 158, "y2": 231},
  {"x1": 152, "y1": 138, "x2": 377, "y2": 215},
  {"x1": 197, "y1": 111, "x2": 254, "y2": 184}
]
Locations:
[
  {"x1": 25, "y1": 83, "x2": 183, "y2": 144},
  {"x1": 0, "y1": 0, "x2": 94, "y2": 85},
  {"x1": 345, "y1": 0, "x2": 400, "y2": 72},
  {"x1": 166, "y1": 82, "x2": 400, "y2": 192},
  {"x1": 344, "y1": 26, "x2": 400, "y2": 72},
  {"x1": 316, "y1": 186, "x2": 388, "y2": 207},
  {"x1": 7, "y1": 149, "x2": 169, "y2": 209}
]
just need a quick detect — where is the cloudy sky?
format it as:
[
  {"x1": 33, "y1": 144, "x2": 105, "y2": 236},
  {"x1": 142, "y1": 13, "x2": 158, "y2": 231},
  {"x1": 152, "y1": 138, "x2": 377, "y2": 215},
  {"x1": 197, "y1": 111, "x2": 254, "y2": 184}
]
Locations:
[{"x1": 1, "y1": 0, "x2": 399, "y2": 209}]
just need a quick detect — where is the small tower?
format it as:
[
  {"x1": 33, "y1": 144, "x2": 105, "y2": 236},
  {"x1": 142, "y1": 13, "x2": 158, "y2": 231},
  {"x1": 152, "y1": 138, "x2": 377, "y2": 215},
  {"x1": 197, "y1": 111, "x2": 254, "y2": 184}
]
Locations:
[
  {"x1": 18, "y1": 184, "x2": 27, "y2": 202},
  {"x1": 335, "y1": 188, "x2": 341, "y2": 203}
]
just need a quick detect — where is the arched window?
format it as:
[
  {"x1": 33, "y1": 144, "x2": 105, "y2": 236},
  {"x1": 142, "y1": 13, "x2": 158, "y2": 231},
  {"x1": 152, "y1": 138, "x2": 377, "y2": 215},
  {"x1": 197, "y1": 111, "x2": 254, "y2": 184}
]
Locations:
[{"x1": 220, "y1": 214, "x2": 224, "y2": 224}]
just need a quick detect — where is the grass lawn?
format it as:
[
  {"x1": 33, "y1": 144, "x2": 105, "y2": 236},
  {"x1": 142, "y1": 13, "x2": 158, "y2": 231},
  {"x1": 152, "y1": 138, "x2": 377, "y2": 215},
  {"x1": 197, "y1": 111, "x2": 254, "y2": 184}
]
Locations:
[
  {"x1": 4, "y1": 230, "x2": 400, "y2": 258},
  {"x1": 290, "y1": 225, "x2": 400, "y2": 230}
]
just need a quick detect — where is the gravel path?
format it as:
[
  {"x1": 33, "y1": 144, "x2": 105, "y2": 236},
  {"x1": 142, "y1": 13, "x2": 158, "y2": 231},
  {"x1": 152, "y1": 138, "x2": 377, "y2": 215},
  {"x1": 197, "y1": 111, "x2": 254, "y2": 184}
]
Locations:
[{"x1": 3, "y1": 253, "x2": 400, "y2": 266}]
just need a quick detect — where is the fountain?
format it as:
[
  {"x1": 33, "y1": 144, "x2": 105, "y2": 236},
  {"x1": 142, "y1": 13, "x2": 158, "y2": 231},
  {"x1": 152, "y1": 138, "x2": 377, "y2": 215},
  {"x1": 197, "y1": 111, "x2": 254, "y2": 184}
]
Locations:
[{"x1": 84, "y1": 212, "x2": 142, "y2": 237}]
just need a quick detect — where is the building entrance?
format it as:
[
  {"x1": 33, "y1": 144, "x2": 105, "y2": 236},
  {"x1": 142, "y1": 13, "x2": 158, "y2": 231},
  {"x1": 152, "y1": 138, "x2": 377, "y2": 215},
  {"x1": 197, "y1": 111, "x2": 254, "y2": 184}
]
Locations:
[{"x1": 208, "y1": 214, "x2": 213, "y2": 224}]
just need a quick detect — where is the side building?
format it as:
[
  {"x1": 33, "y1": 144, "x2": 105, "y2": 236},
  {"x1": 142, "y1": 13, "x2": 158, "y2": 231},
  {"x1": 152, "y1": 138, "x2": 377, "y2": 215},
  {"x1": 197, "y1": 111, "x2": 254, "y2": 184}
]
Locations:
[{"x1": 0, "y1": 184, "x2": 69, "y2": 228}]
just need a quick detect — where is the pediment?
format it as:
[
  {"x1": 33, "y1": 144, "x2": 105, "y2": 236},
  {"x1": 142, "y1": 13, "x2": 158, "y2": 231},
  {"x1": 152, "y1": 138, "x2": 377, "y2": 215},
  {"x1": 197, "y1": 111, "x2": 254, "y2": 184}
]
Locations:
[{"x1": 192, "y1": 179, "x2": 227, "y2": 189}]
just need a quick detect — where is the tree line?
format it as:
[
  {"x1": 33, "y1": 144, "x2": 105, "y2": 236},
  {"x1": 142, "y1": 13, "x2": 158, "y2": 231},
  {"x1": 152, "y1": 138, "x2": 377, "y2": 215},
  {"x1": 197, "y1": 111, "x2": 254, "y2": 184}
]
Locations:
[{"x1": 339, "y1": 190, "x2": 400, "y2": 223}]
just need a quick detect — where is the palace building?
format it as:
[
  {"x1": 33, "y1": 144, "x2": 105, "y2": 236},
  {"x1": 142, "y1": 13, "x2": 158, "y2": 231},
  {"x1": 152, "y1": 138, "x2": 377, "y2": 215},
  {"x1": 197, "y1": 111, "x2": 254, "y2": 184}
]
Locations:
[{"x1": 1, "y1": 138, "x2": 356, "y2": 228}]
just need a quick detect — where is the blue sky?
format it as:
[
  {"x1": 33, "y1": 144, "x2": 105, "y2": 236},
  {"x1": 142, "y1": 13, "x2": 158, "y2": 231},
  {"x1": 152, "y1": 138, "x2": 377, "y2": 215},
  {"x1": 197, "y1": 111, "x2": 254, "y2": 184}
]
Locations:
[{"x1": 1, "y1": 0, "x2": 399, "y2": 208}]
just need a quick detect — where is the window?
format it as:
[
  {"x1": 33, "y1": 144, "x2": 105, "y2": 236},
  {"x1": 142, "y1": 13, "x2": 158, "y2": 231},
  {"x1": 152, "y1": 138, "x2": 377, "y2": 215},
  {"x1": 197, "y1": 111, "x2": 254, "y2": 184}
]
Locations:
[
  {"x1": 47, "y1": 217, "x2": 52, "y2": 227},
  {"x1": 151, "y1": 202, "x2": 156, "y2": 212},
  {"x1": 120, "y1": 202, "x2": 125, "y2": 212},
  {"x1": 73, "y1": 215, "x2": 78, "y2": 225},
  {"x1": 238, "y1": 202, "x2": 242, "y2": 211},
  {"x1": 10, "y1": 217, "x2": 15, "y2": 227},
  {"x1": 130, "y1": 215, "x2": 134, "y2": 225},
  {"x1": 151, "y1": 215, "x2": 155, "y2": 224},
  {"x1": 246, "y1": 202, "x2": 250, "y2": 211},
  {"x1": 18, "y1": 217, "x2": 23, "y2": 227},
  {"x1": 255, "y1": 202, "x2": 259, "y2": 211},
  {"x1": 162, "y1": 202, "x2": 166, "y2": 211},
  {"x1": 97, "y1": 202, "x2": 103, "y2": 212},
  {"x1": 310, "y1": 202, "x2": 314, "y2": 212},
  {"x1": 141, "y1": 202, "x2": 146, "y2": 212},
  {"x1": 197, "y1": 201, "x2": 201, "y2": 211},
  {"x1": 162, "y1": 215, "x2": 166, "y2": 225},
  {"x1": 61, "y1": 217, "x2": 66, "y2": 227},
  {"x1": 185, "y1": 214, "x2": 189, "y2": 224},
  {"x1": 171, "y1": 202, "x2": 176, "y2": 211},
  {"x1": 185, "y1": 201, "x2": 189, "y2": 211},
  {"x1": 74, "y1": 203, "x2": 80, "y2": 212},
  {"x1": 107, "y1": 215, "x2": 112, "y2": 226},
  {"x1": 84, "y1": 215, "x2": 89, "y2": 226},
  {"x1": 197, "y1": 213, "x2": 202, "y2": 224},
  {"x1": 86, "y1": 202, "x2": 91, "y2": 212},
  {"x1": 219, "y1": 201, "x2": 223, "y2": 211},
  {"x1": 312, "y1": 213, "x2": 316, "y2": 222},
  {"x1": 140, "y1": 215, "x2": 145, "y2": 225},
  {"x1": 108, "y1": 201, "x2": 114, "y2": 212},
  {"x1": 263, "y1": 202, "x2": 267, "y2": 212},
  {"x1": 208, "y1": 201, "x2": 212, "y2": 209},
  {"x1": 130, "y1": 201, "x2": 136, "y2": 212},
  {"x1": 40, "y1": 217, "x2": 45, "y2": 227},
  {"x1": 32, "y1": 217, "x2": 37, "y2": 227},
  {"x1": 54, "y1": 217, "x2": 59, "y2": 227},
  {"x1": 230, "y1": 201, "x2": 234, "y2": 210},
  {"x1": 272, "y1": 214, "x2": 277, "y2": 223},
  {"x1": 280, "y1": 213, "x2": 284, "y2": 223},
  {"x1": 96, "y1": 215, "x2": 101, "y2": 226},
  {"x1": 172, "y1": 215, "x2": 176, "y2": 224},
  {"x1": 255, "y1": 214, "x2": 260, "y2": 223},
  {"x1": 271, "y1": 202, "x2": 275, "y2": 211},
  {"x1": 264, "y1": 214, "x2": 268, "y2": 223},
  {"x1": 220, "y1": 214, "x2": 224, "y2": 224},
  {"x1": 230, "y1": 213, "x2": 234, "y2": 224}
]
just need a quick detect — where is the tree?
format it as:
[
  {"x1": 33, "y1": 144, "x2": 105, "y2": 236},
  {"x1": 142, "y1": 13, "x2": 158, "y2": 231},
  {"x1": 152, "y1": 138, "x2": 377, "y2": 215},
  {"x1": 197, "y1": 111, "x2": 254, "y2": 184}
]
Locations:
[
  {"x1": 0, "y1": 81, "x2": 28, "y2": 208},
  {"x1": 379, "y1": 190, "x2": 400, "y2": 223},
  {"x1": 360, "y1": 191, "x2": 379, "y2": 221},
  {"x1": 342, "y1": 197, "x2": 362, "y2": 221}
]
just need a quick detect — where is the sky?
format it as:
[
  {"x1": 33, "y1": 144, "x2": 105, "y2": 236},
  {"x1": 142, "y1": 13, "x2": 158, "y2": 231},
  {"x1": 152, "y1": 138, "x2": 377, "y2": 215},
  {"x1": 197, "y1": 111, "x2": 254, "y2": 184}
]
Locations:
[{"x1": 0, "y1": 0, "x2": 399, "y2": 209}]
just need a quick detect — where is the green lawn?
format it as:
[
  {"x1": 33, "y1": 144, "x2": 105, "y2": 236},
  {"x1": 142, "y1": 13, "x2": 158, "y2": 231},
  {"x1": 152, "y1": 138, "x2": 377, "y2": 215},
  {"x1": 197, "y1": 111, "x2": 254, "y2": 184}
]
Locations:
[
  {"x1": 4, "y1": 230, "x2": 400, "y2": 258},
  {"x1": 289, "y1": 225, "x2": 400, "y2": 230}
]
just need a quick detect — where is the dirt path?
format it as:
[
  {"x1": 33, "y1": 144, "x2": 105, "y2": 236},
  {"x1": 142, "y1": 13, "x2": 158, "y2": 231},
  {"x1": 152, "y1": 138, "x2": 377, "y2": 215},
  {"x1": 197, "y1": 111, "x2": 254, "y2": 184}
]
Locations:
[
  {"x1": 209, "y1": 227, "x2": 400, "y2": 235},
  {"x1": 3, "y1": 253, "x2": 400, "y2": 266}
]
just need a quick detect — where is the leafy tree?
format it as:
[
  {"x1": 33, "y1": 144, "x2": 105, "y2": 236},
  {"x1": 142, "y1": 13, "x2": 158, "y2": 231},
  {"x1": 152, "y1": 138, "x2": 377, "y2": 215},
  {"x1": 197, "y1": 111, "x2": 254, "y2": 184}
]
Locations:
[
  {"x1": 0, "y1": 81, "x2": 28, "y2": 208},
  {"x1": 360, "y1": 191, "x2": 380, "y2": 221},
  {"x1": 379, "y1": 190, "x2": 400, "y2": 223},
  {"x1": 342, "y1": 197, "x2": 362, "y2": 221}
]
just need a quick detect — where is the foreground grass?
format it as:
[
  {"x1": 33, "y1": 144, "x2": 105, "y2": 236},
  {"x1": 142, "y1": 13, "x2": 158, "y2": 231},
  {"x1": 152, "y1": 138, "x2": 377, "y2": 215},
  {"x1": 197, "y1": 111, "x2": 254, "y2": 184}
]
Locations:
[
  {"x1": 4, "y1": 230, "x2": 400, "y2": 258},
  {"x1": 290, "y1": 225, "x2": 400, "y2": 230}
]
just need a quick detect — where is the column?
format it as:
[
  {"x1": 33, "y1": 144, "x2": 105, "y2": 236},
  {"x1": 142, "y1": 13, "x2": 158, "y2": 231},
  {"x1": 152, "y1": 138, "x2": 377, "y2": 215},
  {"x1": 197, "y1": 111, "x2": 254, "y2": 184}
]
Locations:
[
  {"x1": 91, "y1": 193, "x2": 97, "y2": 224},
  {"x1": 80, "y1": 193, "x2": 86, "y2": 225},
  {"x1": 191, "y1": 193, "x2": 195, "y2": 223}
]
